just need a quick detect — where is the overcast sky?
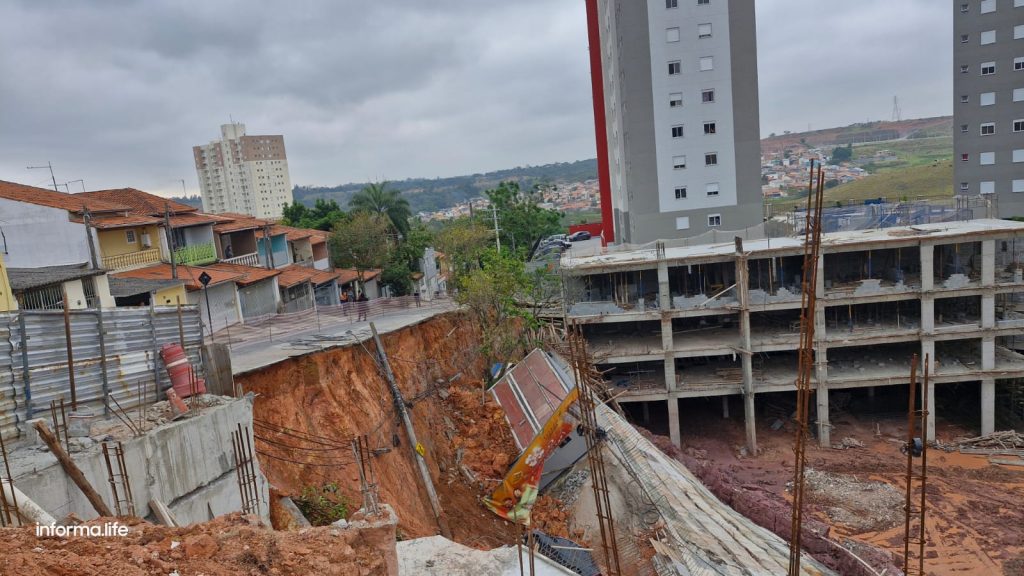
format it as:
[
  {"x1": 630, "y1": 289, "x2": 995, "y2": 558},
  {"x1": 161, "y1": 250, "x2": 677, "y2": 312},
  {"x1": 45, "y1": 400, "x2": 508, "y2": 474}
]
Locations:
[{"x1": 0, "y1": 1, "x2": 951, "y2": 197}]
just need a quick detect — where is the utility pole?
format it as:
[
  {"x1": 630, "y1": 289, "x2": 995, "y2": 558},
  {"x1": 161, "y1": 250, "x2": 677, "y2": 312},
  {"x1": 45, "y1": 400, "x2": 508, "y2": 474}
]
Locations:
[
  {"x1": 262, "y1": 223, "x2": 275, "y2": 269},
  {"x1": 491, "y1": 203, "x2": 501, "y2": 252},
  {"x1": 164, "y1": 203, "x2": 177, "y2": 279},
  {"x1": 82, "y1": 208, "x2": 99, "y2": 269},
  {"x1": 27, "y1": 162, "x2": 58, "y2": 192}
]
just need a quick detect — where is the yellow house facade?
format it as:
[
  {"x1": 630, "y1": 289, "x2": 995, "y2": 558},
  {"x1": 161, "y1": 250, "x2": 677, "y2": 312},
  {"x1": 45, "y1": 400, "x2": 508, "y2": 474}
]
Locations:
[
  {"x1": 0, "y1": 252, "x2": 16, "y2": 312},
  {"x1": 94, "y1": 222, "x2": 163, "y2": 272}
]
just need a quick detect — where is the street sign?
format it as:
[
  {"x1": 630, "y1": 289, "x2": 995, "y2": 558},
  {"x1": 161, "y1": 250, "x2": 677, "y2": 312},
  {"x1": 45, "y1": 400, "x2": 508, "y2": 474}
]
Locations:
[{"x1": 198, "y1": 271, "x2": 212, "y2": 287}]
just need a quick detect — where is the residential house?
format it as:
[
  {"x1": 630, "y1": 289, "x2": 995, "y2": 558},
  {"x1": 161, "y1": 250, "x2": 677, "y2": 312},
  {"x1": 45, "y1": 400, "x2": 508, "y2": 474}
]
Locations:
[
  {"x1": 211, "y1": 213, "x2": 292, "y2": 269},
  {"x1": 275, "y1": 265, "x2": 340, "y2": 312},
  {"x1": 75, "y1": 189, "x2": 218, "y2": 271},
  {"x1": 114, "y1": 264, "x2": 244, "y2": 334},
  {"x1": 256, "y1": 224, "x2": 323, "y2": 269},
  {"x1": 107, "y1": 276, "x2": 187, "y2": 308},
  {"x1": 413, "y1": 247, "x2": 445, "y2": 300},
  {"x1": 0, "y1": 253, "x2": 15, "y2": 312},
  {"x1": 336, "y1": 268, "x2": 382, "y2": 300},
  {"x1": 204, "y1": 262, "x2": 281, "y2": 320},
  {"x1": 7, "y1": 264, "x2": 115, "y2": 310}
]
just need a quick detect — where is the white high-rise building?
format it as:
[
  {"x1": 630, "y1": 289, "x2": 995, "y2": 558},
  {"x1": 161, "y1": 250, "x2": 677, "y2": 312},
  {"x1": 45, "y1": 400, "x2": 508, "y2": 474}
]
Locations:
[
  {"x1": 192, "y1": 123, "x2": 294, "y2": 219},
  {"x1": 590, "y1": 0, "x2": 762, "y2": 243}
]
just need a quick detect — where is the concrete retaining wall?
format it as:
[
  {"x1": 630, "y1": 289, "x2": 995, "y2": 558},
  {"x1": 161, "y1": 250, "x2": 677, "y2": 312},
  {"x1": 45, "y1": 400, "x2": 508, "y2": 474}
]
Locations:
[{"x1": 13, "y1": 395, "x2": 268, "y2": 525}]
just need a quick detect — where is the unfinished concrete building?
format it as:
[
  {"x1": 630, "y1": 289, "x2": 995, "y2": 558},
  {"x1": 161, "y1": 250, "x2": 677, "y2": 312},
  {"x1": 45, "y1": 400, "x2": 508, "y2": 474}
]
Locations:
[{"x1": 562, "y1": 219, "x2": 1024, "y2": 450}]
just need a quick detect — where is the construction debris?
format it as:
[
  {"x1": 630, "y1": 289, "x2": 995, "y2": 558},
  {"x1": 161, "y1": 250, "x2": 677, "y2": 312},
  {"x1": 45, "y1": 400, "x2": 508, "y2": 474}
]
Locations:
[{"x1": 956, "y1": 430, "x2": 1024, "y2": 452}]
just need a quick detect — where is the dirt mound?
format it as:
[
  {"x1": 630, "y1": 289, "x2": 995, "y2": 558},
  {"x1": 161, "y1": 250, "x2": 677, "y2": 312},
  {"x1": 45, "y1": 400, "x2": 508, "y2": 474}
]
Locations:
[{"x1": 0, "y1": 513, "x2": 395, "y2": 576}]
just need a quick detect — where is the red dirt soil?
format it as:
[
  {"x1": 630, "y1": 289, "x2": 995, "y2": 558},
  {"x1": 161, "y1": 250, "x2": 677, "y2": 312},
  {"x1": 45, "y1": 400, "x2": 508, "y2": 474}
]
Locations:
[
  {"x1": 236, "y1": 311, "x2": 566, "y2": 549},
  {"x1": 655, "y1": 405, "x2": 1024, "y2": 576},
  {"x1": 0, "y1": 513, "x2": 396, "y2": 576}
]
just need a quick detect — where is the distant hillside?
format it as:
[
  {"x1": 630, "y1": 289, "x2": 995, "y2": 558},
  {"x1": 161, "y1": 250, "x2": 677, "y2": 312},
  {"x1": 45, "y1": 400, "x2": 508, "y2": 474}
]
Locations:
[
  {"x1": 294, "y1": 159, "x2": 598, "y2": 214},
  {"x1": 771, "y1": 162, "x2": 954, "y2": 211},
  {"x1": 761, "y1": 116, "x2": 952, "y2": 155}
]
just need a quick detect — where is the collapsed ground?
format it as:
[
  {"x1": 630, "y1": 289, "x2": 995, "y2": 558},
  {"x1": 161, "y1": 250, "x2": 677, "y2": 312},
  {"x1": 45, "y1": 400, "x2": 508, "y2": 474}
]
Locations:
[{"x1": 630, "y1": 393, "x2": 1024, "y2": 575}]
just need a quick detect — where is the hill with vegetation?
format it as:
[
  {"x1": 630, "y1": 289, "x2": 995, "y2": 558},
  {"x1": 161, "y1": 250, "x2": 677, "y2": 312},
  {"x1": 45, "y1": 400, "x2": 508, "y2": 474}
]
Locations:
[
  {"x1": 761, "y1": 116, "x2": 952, "y2": 155},
  {"x1": 292, "y1": 159, "x2": 598, "y2": 215}
]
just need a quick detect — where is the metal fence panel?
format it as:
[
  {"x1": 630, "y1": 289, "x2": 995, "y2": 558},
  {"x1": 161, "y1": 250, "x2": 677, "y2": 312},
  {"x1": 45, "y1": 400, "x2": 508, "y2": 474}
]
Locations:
[{"x1": 1, "y1": 305, "x2": 204, "y2": 440}]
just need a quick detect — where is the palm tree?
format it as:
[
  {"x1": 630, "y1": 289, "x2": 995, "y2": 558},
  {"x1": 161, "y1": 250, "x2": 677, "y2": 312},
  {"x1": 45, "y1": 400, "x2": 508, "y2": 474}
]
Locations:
[{"x1": 349, "y1": 181, "x2": 411, "y2": 238}]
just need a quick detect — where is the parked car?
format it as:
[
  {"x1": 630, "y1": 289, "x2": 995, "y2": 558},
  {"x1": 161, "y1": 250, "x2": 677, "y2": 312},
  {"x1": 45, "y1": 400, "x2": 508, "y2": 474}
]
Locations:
[
  {"x1": 538, "y1": 238, "x2": 571, "y2": 251},
  {"x1": 544, "y1": 234, "x2": 568, "y2": 244},
  {"x1": 568, "y1": 231, "x2": 592, "y2": 242}
]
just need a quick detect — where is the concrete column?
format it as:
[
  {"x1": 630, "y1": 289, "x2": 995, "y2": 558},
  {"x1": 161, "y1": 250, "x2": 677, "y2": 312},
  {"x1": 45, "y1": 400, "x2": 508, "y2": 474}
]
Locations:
[
  {"x1": 663, "y1": 355, "x2": 677, "y2": 393},
  {"x1": 657, "y1": 255, "x2": 670, "y2": 311},
  {"x1": 921, "y1": 340, "x2": 936, "y2": 374},
  {"x1": 722, "y1": 395, "x2": 730, "y2": 419},
  {"x1": 924, "y1": 379, "x2": 936, "y2": 443},
  {"x1": 642, "y1": 402, "x2": 650, "y2": 424},
  {"x1": 981, "y1": 378, "x2": 996, "y2": 436},
  {"x1": 920, "y1": 244, "x2": 934, "y2": 293},
  {"x1": 982, "y1": 239, "x2": 995, "y2": 286},
  {"x1": 982, "y1": 294, "x2": 995, "y2": 328},
  {"x1": 667, "y1": 396, "x2": 681, "y2": 447},
  {"x1": 815, "y1": 346, "x2": 830, "y2": 447},
  {"x1": 921, "y1": 297, "x2": 935, "y2": 333},
  {"x1": 734, "y1": 238, "x2": 756, "y2": 455},
  {"x1": 815, "y1": 249, "x2": 826, "y2": 297},
  {"x1": 661, "y1": 317, "x2": 673, "y2": 351},
  {"x1": 982, "y1": 337, "x2": 995, "y2": 370}
]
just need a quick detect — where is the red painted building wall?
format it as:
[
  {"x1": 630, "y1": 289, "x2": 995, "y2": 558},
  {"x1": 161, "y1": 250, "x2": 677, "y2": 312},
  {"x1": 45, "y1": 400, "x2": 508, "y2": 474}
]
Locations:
[{"x1": 584, "y1": 0, "x2": 614, "y2": 243}]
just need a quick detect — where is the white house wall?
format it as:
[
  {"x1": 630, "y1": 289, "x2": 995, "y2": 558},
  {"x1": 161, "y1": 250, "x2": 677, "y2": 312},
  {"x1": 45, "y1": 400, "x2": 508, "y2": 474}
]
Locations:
[{"x1": 0, "y1": 198, "x2": 95, "y2": 267}]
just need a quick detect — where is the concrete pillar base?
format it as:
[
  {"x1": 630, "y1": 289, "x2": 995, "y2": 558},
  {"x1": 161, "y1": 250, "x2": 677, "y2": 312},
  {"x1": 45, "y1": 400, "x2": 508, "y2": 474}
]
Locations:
[
  {"x1": 722, "y1": 395, "x2": 730, "y2": 419},
  {"x1": 743, "y1": 392, "x2": 757, "y2": 455},
  {"x1": 668, "y1": 397, "x2": 681, "y2": 448},
  {"x1": 981, "y1": 379, "x2": 995, "y2": 436},
  {"x1": 816, "y1": 385, "x2": 830, "y2": 448}
]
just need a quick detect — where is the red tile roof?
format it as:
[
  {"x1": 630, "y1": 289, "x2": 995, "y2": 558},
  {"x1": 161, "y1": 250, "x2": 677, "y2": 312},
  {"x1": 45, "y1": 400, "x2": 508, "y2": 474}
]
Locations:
[
  {"x1": 168, "y1": 213, "x2": 222, "y2": 228},
  {"x1": 275, "y1": 264, "x2": 340, "y2": 288},
  {"x1": 336, "y1": 268, "x2": 380, "y2": 285},
  {"x1": 87, "y1": 214, "x2": 163, "y2": 229},
  {"x1": 113, "y1": 263, "x2": 242, "y2": 291},
  {"x1": 213, "y1": 213, "x2": 270, "y2": 234},
  {"x1": 204, "y1": 262, "x2": 280, "y2": 286},
  {"x1": 0, "y1": 180, "x2": 128, "y2": 213},
  {"x1": 76, "y1": 188, "x2": 197, "y2": 216},
  {"x1": 255, "y1": 224, "x2": 321, "y2": 242}
]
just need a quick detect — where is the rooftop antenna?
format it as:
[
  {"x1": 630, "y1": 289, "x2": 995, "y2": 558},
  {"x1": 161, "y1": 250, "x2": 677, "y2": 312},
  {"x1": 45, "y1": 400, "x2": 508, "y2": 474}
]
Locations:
[
  {"x1": 27, "y1": 162, "x2": 59, "y2": 192},
  {"x1": 65, "y1": 179, "x2": 85, "y2": 193}
]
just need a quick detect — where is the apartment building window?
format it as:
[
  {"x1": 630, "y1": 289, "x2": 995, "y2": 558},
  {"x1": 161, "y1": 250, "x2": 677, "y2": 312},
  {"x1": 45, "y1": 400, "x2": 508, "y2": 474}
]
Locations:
[
  {"x1": 981, "y1": 0, "x2": 995, "y2": 13},
  {"x1": 961, "y1": 64, "x2": 970, "y2": 73},
  {"x1": 666, "y1": 0, "x2": 678, "y2": 7},
  {"x1": 961, "y1": 34, "x2": 970, "y2": 43},
  {"x1": 1015, "y1": 57, "x2": 1024, "y2": 70},
  {"x1": 672, "y1": 125, "x2": 685, "y2": 138},
  {"x1": 1015, "y1": 179, "x2": 1024, "y2": 193},
  {"x1": 708, "y1": 214, "x2": 721, "y2": 227},
  {"x1": 676, "y1": 217, "x2": 690, "y2": 230},
  {"x1": 667, "y1": 27, "x2": 680, "y2": 42},
  {"x1": 704, "y1": 121, "x2": 717, "y2": 134},
  {"x1": 698, "y1": 23, "x2": 712, "y2": 39},
  {"x1": 668, "y1": 61, "x2": 681, "y2": 75},
  {"x1": 961, "y1": 94, "x2": 970, "y2": 103},
  {"x1": 962, "y1": 153, "x2": 971, "y2": 161},
  {"x1": 125, "y1": 230, "x2": 137, "y2": 244},
  {"x1": 981, "y1": 181, "x2": 996, "y2": 194},
  {"x1": 673, "y1": 155, "x2": 687, "y2": 169},
  {"x1": 981, "y1": 92, "x2": 996, "y2": 105},
  {"x1": 981, "y1": 30, "x2": 996, "y2": 45},
  {"x1": 705, "y1": 182, "x2": 720, "y2": 196},
  {"x1": 980, "y1": 151, "x2": 996, "y2": 164},
  {"x1": 674, "y1": 186, "x2": 687, "y2": 199},
  {"x1": 962, "y1": 124, "x2": 970, "y2": 132},
  {"x1": 1017, "y1": 0, "x2": 1024, "y2": 7},
  {"x1": 670, "y1": 92, "x2": 683, "y2": 107},
  {"x1": 1015, "y1": 119, "x2": 1024, "y2": 131},
  {"x1": 982, "y1": 122, "x2": 996, "y2": 135},
  {"x1": 702, "y1": 89, "x2": 715, "y2": 103},
  {"x1": 1016, "y1": 25, "x2": 1024, "y2": 39},
  {"x1": 698, "y1": 0, "x2": 710, "y2": 4},
  {"x1": 699, "y1": 56, "x2": 714, "y2": 71},
  {"x1": 981, "y1": 61, "x2": 996, "y2": 75},
  {"x1": 960, "y1": 3, "x2": 969, "y2": 11},
  {"x1": 1015, "y1": 88, "x2": 1024, "y2": 101},
  {"x1": 705, "y1": 152, "x2": 718, "y2": 166},
  {"x1": 961, "y1": 182, "x2": 970, "y2": 192},
  {"x1": 1015, "y1": 149, "x2": 1024, "y2": 162}
]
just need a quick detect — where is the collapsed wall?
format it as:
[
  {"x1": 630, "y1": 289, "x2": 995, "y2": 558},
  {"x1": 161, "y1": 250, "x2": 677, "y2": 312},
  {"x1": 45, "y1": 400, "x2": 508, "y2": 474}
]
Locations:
[
  {"x1": 235, "y1": 311, "x2": 530, "y2": 547},
  {"x1": 7, "y1": 395, "x2": 268, "y2": 525}
]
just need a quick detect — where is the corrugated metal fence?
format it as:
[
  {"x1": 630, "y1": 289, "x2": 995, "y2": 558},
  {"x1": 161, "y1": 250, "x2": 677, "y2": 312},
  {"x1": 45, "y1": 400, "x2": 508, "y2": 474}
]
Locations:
[{"x1": 0, "y1": 305, "x2": 204, "y2": 441}]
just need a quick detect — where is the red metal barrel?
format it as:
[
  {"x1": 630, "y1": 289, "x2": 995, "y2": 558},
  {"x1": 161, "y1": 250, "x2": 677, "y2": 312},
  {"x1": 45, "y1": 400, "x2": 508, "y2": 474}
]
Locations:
[{"x1": 160, "y1": 343, "x2": 207, "y2": 397}]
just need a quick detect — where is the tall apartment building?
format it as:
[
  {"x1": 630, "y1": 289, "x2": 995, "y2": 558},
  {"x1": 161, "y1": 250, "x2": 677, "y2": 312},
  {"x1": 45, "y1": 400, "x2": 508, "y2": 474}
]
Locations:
[
  {"x1": 193, "y1": 123, "x2": 294, "y2": 219},
  {"x1": 953, "y1": 0, "x2": 1024, "y2": 217},
  {"x1": 588, "y1": 0, "x2": 762, "y2": 244}
]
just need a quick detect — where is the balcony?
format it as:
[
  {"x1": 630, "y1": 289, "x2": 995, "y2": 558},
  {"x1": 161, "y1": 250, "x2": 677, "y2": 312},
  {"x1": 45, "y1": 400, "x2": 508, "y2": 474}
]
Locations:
[
  {"x1": 173, "y1": 242, "x2": 217, "y2": 266},
  {"x1": 102, "y1": 248, "x2": 161, "y2": 272},
  {"x1": 223, "y1": 252, "x2": 261, "y2": 267},
  {"x1": 293, "y1": 256, "x2": 314, "y2": 268}
]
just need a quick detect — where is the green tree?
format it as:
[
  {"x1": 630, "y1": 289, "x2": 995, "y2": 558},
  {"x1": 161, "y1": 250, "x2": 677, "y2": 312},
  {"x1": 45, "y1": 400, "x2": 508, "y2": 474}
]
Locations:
[
  {"x1": 380, "y1": 222, "x2": 434, "y2": 296},
  {"x1": 329, "y1": 212, "x2": 392, "y2": 292},
  {"x1": 483, "y1": 181, "x2": 561, "y2": 257},
  {"x1": 831, "y1": 144, "x2": 853, "y2": 163},
  {"x1": 455, "y1": 248, "x2": 535, "y2": 380},
  {"x1": 349, "y1": 181, "x2": 412, "y2": 238},
  {"x1": 434, "y1": 218, "x2": 493, "y2": 283},
  {"x1": 281, "y1": 199, "x2": 346, "y2": 231}
]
